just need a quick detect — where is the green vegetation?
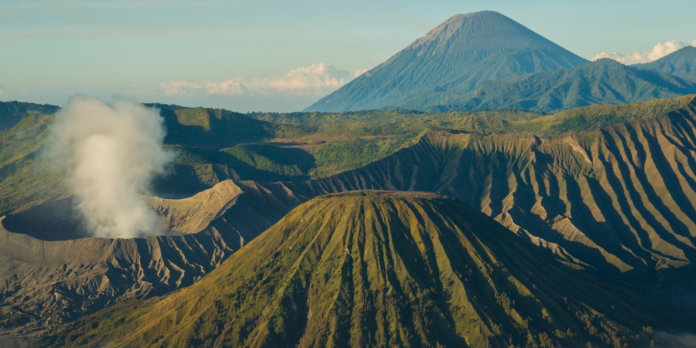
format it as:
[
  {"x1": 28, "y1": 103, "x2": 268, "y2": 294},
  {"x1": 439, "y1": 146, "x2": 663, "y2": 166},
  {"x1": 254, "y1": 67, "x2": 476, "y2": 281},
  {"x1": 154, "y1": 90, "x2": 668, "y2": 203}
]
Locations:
[
  {"x1": 306, "y1": 137, "x2": 413, "y2": 177},
  {"x1": 0, "y1": 96, "x2": 693, "y2": 213},
  {"x1": 34, "y1": 192, "x2": 686, "y2": 347},
  {"x1": 0, "y1": 101, "x2": 59, "y2": 131},
  {"x1": 247, "y1": 108, "x2": 545, "y2": 126},
  {"x1": 161, "y1": 107, "x2": 315, "y2": 148},
  {"x1": 0, "y1": 114, "x2": 67, "y2": 215}
]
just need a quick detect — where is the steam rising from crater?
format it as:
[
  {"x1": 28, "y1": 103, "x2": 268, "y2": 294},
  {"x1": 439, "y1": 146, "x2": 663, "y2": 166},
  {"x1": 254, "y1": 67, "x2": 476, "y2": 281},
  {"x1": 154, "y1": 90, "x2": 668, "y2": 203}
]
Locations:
[{"x1": 48, "y1": 96, "x2": 175, "y2": 238}]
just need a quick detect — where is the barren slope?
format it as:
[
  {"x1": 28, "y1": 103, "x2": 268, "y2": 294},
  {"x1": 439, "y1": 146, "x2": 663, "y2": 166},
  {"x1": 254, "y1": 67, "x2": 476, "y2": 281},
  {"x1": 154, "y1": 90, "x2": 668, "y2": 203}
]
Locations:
[{"x1": 0, "y1": 181, "x2": 299, "y2": 340}]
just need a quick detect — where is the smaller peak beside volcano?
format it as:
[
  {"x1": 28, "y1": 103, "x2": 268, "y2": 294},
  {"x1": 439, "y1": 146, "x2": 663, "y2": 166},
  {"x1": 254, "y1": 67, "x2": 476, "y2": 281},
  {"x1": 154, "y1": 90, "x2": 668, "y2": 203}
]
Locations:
[{"x1": 635, "y1": 46, "x2": 696, "y2": 81}]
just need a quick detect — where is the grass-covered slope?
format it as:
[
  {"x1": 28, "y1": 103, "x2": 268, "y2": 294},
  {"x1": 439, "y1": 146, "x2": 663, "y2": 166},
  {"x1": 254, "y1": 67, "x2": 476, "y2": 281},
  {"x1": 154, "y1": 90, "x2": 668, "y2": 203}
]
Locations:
[
  {"x1": 34, "y1": 192, "x2": 684, "y2": 348},
  {"x1": 247, "y1": 108, "x2": 545, "y2": 126},
  {"x1": 0, "y1": 101, "x2": 59, "y2": 131},
  {"x1": 396, "y1": 59, "x2": 696, "y2": 113},
  {"x1": 0, "y1": 114, "x2": 67, "y2": 215},
  {"x1": 161, "y1": 107, "x2": 314, "y2": 148},
  {"x1": 634, "y1": 46, "x2": 696, "y2": 82}
]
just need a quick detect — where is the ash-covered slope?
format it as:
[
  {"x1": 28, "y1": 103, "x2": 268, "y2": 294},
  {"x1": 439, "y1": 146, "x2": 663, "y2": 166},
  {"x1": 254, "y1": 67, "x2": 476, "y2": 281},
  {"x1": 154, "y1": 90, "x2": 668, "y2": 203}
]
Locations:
[
  {"x1": 305, "y1": 11, "x2": 586, "y2": 112},
  {"x1": 35, "y1": 192, "x2": 686, "y2": 348},
  {"x1": 634, "y1": 46, "x2": 696, "y2": 82},
  {"x1": 0, "y1": 181, "x2": 299, "y2": 339}
]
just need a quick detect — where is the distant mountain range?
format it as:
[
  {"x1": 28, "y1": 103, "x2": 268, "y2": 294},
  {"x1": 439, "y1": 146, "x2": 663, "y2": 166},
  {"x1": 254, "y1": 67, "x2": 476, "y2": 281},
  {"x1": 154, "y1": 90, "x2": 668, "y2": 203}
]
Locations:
[
  {"x1": 306, "y1": 12, "x2": 696, "y2": 113},
  {"x1": 397, "y1": 58, "x2": 696, "y2": 113}
]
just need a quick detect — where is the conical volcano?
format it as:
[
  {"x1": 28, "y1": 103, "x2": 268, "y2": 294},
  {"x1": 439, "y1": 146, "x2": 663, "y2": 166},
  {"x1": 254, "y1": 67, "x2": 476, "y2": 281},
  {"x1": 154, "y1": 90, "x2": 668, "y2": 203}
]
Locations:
[
  {"x1": 403, "y1": 11, "x2": 582, "y2": 56},
  {"x1": 36, "y1": 192, "x2": 687, "y2": 347},
  {"x1": 305, "y1": 11, "x2": 587, "y2": 112}
]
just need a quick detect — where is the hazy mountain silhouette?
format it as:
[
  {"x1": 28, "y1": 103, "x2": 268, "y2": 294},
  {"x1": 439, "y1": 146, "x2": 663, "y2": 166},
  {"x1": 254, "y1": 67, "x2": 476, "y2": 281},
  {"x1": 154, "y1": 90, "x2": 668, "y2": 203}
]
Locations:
[{"x1": 305, "y1": 11, "x2": 587, "y2": 112}]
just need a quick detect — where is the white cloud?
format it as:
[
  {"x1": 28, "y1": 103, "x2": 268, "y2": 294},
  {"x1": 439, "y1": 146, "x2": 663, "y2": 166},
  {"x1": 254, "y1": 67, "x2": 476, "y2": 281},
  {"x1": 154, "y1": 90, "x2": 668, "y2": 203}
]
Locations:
[
  {"x1": 354, "y1": 68, "x2": 369, "y2": 77},
  {"x1": 0, "y1": 84, "x2": 25, "y2": 101},
  {"x1": 591, "y1": 39, "x2": 693, "y2": 65},
  {"x1": 692, "y1": 40, "x2": 696, "y2": 47},
  {"x1": 160, "y1": 63, "x2": 360, "y2": 98}
]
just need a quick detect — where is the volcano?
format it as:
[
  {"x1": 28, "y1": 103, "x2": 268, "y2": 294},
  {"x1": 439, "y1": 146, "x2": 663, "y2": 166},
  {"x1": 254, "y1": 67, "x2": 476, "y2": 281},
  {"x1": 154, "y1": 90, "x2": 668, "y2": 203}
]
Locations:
[{"x1": 305, "y1": 11, "x2": 587, "y2": 112}]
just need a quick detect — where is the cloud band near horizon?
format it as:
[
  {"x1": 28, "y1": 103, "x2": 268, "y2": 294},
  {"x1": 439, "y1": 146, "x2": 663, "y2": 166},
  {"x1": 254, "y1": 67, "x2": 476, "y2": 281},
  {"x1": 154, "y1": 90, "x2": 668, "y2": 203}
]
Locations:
[
  {"x1": 160, "y1": 63, "x2": 367, "y2": 98},
  {"x1": 591, "y1": 39, "x2": 696, "y2": 65}
]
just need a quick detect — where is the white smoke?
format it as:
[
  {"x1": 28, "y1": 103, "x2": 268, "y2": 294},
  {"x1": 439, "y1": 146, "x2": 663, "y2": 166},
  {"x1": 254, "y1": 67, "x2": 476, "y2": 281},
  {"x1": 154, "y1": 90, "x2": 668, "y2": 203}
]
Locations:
[
  {"x1": 591, "y1": 39, "x2": 694, "y2": 65},
  {"x1": 47, "y1": 96, "x2": 175, "y2": 238}
]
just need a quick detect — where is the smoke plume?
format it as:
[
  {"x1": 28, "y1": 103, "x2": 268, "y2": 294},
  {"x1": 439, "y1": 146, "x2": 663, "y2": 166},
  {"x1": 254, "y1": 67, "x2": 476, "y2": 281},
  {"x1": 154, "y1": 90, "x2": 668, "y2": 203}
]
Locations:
[{"x1": 47, "y1": 96, "x2": 175, "y2": 238}]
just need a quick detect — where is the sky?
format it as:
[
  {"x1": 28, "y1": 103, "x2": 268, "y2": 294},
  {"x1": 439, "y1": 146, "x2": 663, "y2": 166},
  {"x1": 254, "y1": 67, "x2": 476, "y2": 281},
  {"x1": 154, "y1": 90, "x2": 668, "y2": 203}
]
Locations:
[{"x1": 1, "y1": 0, "x2": 695, "y2": 112}]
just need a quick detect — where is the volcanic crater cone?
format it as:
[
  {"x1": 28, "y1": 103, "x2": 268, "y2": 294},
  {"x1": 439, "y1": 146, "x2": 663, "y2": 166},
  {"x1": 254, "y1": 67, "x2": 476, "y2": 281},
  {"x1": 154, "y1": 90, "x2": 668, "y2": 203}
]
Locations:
[{"x1": 36, "y1": 191, "x2": 685, "y2": 347}]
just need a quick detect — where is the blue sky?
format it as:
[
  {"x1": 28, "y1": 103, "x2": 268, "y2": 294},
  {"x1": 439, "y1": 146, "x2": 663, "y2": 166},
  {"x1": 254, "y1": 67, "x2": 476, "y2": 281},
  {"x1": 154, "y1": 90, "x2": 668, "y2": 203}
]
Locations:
[{"x1": 1, "y1": 0, "x2": 695, "y2": 111}]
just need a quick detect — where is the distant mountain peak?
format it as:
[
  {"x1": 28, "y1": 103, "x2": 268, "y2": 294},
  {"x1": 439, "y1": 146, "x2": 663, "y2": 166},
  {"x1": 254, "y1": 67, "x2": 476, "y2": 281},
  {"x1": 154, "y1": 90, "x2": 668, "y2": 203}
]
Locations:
[
  {"x1": 406, "y1": 11, "x2": 561, "y2": 55},
  {"x1": 634, "y1": 46, "x2": 696, "y2": 82},
  {"x1": 305, "y1": 11, "x2": 587, "y2": 112}
]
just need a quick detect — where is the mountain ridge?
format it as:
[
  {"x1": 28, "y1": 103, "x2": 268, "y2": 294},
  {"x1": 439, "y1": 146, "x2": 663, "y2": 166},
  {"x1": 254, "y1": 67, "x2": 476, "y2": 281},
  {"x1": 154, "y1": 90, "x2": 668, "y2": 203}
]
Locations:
[
  {"x1": 396, "y1": 59, "x2": 696, "y2": 113},
  {"x1": 634, "y1": 46, "x2": 696, "y2": 82}
]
